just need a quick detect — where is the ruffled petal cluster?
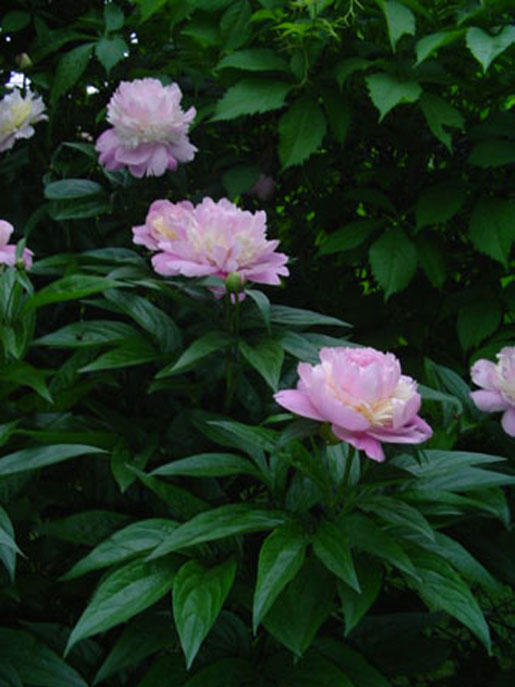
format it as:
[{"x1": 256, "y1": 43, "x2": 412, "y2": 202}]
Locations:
[
  {"x1": 133, "y1": 197, "x2": 289, "y2": 293},
  {"x1": 470, "y1": 347, "x2": 515, "y2": 436},
  {"x1": 0, "y1": 88, "x2": 47, "y2": 152},
  {"x1": 0, "y1": 220, "x2": 33, "y2": 269},
  {"x1": 274, "y1": 346, "x2": 432, "y2": 461},
  {"x1": 95, "y1": 78, "x2": 196, "y2": 177}
]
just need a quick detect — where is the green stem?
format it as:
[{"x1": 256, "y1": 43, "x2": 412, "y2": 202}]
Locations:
[{"x1": 331, "y1": 448, "x2": 358, "y2": 515}]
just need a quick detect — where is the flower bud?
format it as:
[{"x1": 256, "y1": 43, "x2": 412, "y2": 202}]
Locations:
[
  {"x1": 225, "y1": 271, "x2": 246, "y2": 295},
  {"x1": 15, "y1": 53, "x2": 32, "y2": 69}
]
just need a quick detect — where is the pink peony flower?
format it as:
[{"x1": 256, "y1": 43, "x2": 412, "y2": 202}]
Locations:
[
  {"x1": 95, "y1": 78, "x2": 196, "y2": 178},
  {"x1": 0, "y1": 88, "x2": 47, "y2": 152},
  {"x1": 133, "y1": 197, "x2": 289, "y2": 293},
  {"x1": 274, "y1": 346, "x2": 433, "y2": 462},
  {"x1": 0, "y1": 220, "x2": 33, "y2": 269},
  {"x1": 470, "y1": 347, "x2": 515, "y2": 436}
]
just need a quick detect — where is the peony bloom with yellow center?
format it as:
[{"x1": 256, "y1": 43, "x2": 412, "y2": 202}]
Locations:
[
  {"x1": 275, "y1": 346, "x2": 433, "y2": 461},
  {"x1": 132, "y1": 197, "x2": 289, "y2": 296},
  {"x1": 0, "y1": 88, "x2": 47, "y2": 152}
]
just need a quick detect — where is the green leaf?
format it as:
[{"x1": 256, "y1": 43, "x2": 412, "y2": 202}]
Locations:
[
  {"x1": 321, "y1": 88, "x2": 351, "y2": 145},
  {"x1": 366, "y1": 73, "x2": 421, "y2": 122},
  {"x1": 377, "y1": 0, "x2": 416, "y2": 51},
  {"x1": 312, "y1": 520, "x2": 360, "y2": 591},
  {"x1": 0, "y1": 360, "x2": 52, "y2": 402},
  {"x1": 2, "y1": 10, "x2": 31, "y2": 32},
  {"x1": 44, "y1": 178, "x2": 104, "y2": 199},
  {"x1": 95, "y1": 36, "x2": 128, "y2": 73},
  {"x1": 0, "y1": 505, "x2": 21, "y2": 581},
  {"x1": 216, "y1": 48, "x2": 289, "y2": 72},
  {"x1": 466, "y1": 25, "x2": 515, "y2": 71},
  {"x1": 253, "y1": 522, "x2": 307, "y2": 633},
  {"x1": 129, "y1": 468, "x2": 208, "y2": 520},
  {"x1": 457, "y1": 298, "x2": 502, "y2": 351},
  {"x1": 239, "y1": 337, "x2": 284, "y2": 390},
  {"x1": 419, "y1": 92, "x2": 464, "y2": 151},
  {"x1": 105, "y1": 289, "x2": 181, "y2": 353},
  {"x1": 48, "y1": 195, "x2": 111, "y2": 220},
  {"x1": 416, "y1": 234, "x2": 446, "y2": 289},
  {"x1": 278, "y1": 96, "x2": 327, "y2": 169},
  {"x1": 0, "y1": 661, "x2": 22, "y2": 687},
  {"x1": 78, "y1": 338, "x2": 158, "y2": 372},
  {"x1": 468, "y1": 139, "x2": 515, "y2": 167},
  {"x1": 156, "y1": 331, "x2": 232, "y2": 377},
  {"x1": 270, "y1": 305, "x2": 350, "y2": 328},
  {"x1": 212, "y1": 78, "x2": 292, "y2": 121},
  {"x1": 220, "y1": 0, "x2": 251, "y2": 50},
  {"x1": 0, "y1": 444, "x2": 103, "y2": 477},
  {"x1": 151, "y1": 453, "x2": 259, "y2": 478},
  {"x1": 148, "y1": 504, "x2": 287, "y2": 559},
  {"x1": 38, "y1": 510, "x2": 130, "y2": 546},
  {"x1": 340, "y1": 514, "x2": 417, "y2": 577},
  {"x1": 51, "y1": 43, "x2": 94, "y2": 105},
  {"x1": 320, "y1": 220, "x2": 382, "y2": 255},
  {"x1": 66, "y1": 556, "x2": 181, "y2": 653},
  {"x1": 62, "y1": 519, "x2": 178, "y2": 580},
  {"x1": 0, "y1": 629, "x2": 87, "y2": 687},
  {"x1": 174, "y1": 557, "x2": 237, "y2": 668},
  {"x1": 139, "y1": 655, "x2": 188, "y2": 687},
  {"x1": 23, "y1": 276, "x2": 123, "y2": 311},
  {"x1": 94, "y1": 613, "x2": 171, "y2": 684},
  {"x1": 358, "y1": 495, "x2": 435, "y2": 541},
  {"x1": 221, "y1": 164, "x2": 259, "y2": 197},
  {"x1": 184, "y1": 658, "x2": 254, "y2": 687},
  {"x1": 315, "y1": 637, "x2": 391, "y2": 687},
  {"x1": 334, "y1": 57, "x2": 371, "y2": 88},
  {"x1": 416, "y1": 30, "x2": 464, "y2": 64},
  {"x1": 286, "y1": 652, "x2": 354, "y2": 686},
  {"x1": 34, "y1": 320, "x2": 140, "y2": 348},
  {"x1": 405, "y1": 532, "x2": 501, "y2": 594},
  {"x1": 415, "y1": 186, "x2": 465, "y2": 229},
  {"x1": 369, "y1": 228, "x2": 417, "y2": 299},
  {"x1": 246, "y1": 289, "x2": 271, "y2": 333},
  {"x1": 263, "y1": 559, "x2": 335, "y2": 656},
  {"x1": 469, "y1": 198, "x2": 514, "y2": 268},
  {"x1": 134, "y1": 0, "x2": 168, "y2": 22},
  {"x1": 406, "y1": 549, "x2": 491, "y2": 651},
  {"x1": 104, "y1": 2, "x2": 124, "y2": 32},
  {"x1": 337, "y1": 557, "x2": 383, "y2": 635}
]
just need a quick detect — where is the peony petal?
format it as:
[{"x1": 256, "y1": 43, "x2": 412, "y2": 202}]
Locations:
[
  {"x1": 501, "y1": 407, "x2": 515, "y2": 437},
  {"x1": 470, "y1": 389, "x2": 508, "y2": 413},
  {"x1": 471, "y1": 359, "x2": 498, "y2": 391},
  {"x1": 0, "y1": 220, "x2": 14, "y2": 246},
  {"x1": 274, "y1": 389, "x2": 325, "y2": 421},
  {"x1": 331, "y1": 426, "x2": 385, "y2": 462},
  {"x1": 368, "y1": 415, "x2": 433, "y2": 444}
]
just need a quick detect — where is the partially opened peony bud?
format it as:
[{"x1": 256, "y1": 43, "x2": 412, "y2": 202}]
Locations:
[
  {"x1": 95, "y1": 78, "x2": 197, "y2": 178},
  {"x1": 0, "y1": 88, "x2": 47, "y2": 152},
  {"x1": 0, "y1": 220, "x2": 33, "y2": 269},
  {"x1": 274, "y1": 346, "x2": 432, "y2": 462},
  {"x1": 470, "y1": 346, "x2": 515, "y2": 436},
  {"x1": 133, "y1": 197, "x2": 289, "y2": 296}
]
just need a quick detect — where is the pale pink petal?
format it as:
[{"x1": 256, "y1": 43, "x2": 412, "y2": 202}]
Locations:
[
  {"x1": 132, "y1": 225, "x2": 159, "y2": 251},
  {"x1": 470, "y1": 389, "x2": 508, "y2": 413},
  {"x1": 0, "y1": 220, "x2": 13, "y2": 245},
  {"x1": 471, "y1": 359, "x2": 499, "y2": 391},
  {"x1": 368, "y1": 415, "x2": 433, "y2": 444},
  {"x1": 331, "y1": 426, "x2": 385, "y2": 462},
  {"x1": 274, "y1": 389, "x2": 325, "y2": 421},
  {"x1": 501, "y1": 407, "x2": 515, "y2": 437}
]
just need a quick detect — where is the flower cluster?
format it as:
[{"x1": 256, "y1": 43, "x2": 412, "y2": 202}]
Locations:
[
  {"x1": 275, "y1": 346, "x2": 433, "y2": 461},
  {"x1": 96, "y1": 78, "x2": 196, "y2": 178},
  {"x1": 133, "y1": 197, "x2": 289, "y2": 294},
  {"x1": 0, "y1": 220, "x2": 33, "y2": 269},
  {"x1": 0, "y1": 88, "x2": 47, "y2": 152},
  {"x1": 470, "y1": 346, "x2": 515, "y2": 437}
]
